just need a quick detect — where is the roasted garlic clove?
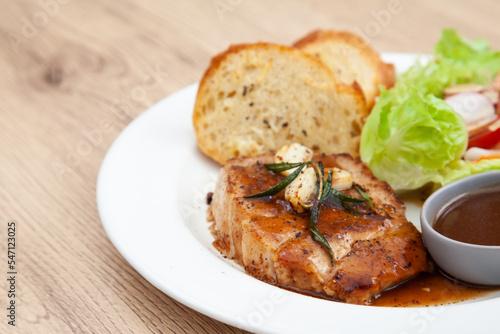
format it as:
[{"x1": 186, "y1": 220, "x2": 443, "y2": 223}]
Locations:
[
  {"x1": 329, "y1": 167, "x2": 353, "y2": 191},
  {"x1": 284, "y1": 167, "x2": 317, "y2": 213},
  {"x1": 274, "y1": 143, "x2": 313, "y2": 176}
]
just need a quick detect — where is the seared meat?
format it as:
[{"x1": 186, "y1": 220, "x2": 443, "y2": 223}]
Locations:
[{"x1": 208, "y1": 154, "x2": 428, "y2": 304}]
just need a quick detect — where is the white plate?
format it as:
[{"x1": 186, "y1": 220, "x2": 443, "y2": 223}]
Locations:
[{"x1": 97, "y1": 53, "x2": 500, "y2": 334}]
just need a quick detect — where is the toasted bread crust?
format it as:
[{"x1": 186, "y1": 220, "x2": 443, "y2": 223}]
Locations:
[
  {"x1": 193, "y1": 43, "x2": 368, "y2": 164},
  {"x1": 294, "y1": 29, "x2": 396, "y2": 109},
  {"x1": 294, "y1": 30, "x2": 371, "y2": 53}
]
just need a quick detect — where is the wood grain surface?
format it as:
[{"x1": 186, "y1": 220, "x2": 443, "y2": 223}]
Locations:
[{"x1": 1, "y1": 1, "x2": 499, "y2": 333}]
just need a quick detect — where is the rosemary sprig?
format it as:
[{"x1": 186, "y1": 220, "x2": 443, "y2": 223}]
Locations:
[
  {"x1": 321, "y1": 169, "x2": 333, "y2": 202},
  {"x1": 331, "y1": 188, "x2": 366, "y2": 203},
  {"x1": 342, "y1": 203, "x2": 362, "y2": 216},
  {"x1": 310, "y1": 219, "x2": 334, "y2": 266},
  {"x1": 310, "y1": 169, "x2": 334, "y2": 265},
  {"x1": 355, "y1": 185, "x2": 373, "y2": 207},
  {"x1": 328, "y1": 190, "x2": 363, "y2": 216},
  {"x1": 264, "y1": 162, "x2": 308, "y2": 173},
  {"x1": 318, "y1": 161, "x2": 325, "y2": 177},
  {"x1": 310, "y1": 162, "x2": 324, "y2": 201},
  {"x1": 244, "y1": 162, "x2": 308, "y2": 198}
]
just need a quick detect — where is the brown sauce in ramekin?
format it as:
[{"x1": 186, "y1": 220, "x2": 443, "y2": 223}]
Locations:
[{"x1": 433, "y1": 188, "x2": 500, "y2": 246}]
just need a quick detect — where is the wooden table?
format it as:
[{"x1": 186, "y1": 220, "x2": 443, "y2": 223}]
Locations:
[{"x1": 2, "y1": 1, "x2": 499, "y2": 333}]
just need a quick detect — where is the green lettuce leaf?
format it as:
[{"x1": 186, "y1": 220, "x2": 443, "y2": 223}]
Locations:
[
  {"x1": 435, "y1": 28, "x2": 500, "y2": 77},
  {"x1": 441, "y1": 158, "x2": 500, "y2": 186},
  {"x1": 360, "y1": 28, "x2": 500, "y2": 192}
]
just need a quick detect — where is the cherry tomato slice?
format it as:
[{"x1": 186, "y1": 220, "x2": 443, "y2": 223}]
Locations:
[{"x1": 468, "y1": 117, "x2": 500, "y2": 149}]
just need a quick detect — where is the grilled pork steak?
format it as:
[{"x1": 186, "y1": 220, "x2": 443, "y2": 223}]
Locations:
[{"x1": 208, "y1": 154, "x2": 428, "y2": 304}]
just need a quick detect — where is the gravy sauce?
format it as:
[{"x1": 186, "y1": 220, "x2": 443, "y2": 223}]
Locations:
[
  {"x1": 372, "y1": 270, "x2": 495, "y2": 307},
  {"x1": 433, "y1": 187, "x2": 500, "y2": 246},
  {"x1": 277, "y1": 269, "x2": 497, "y2": 307}
]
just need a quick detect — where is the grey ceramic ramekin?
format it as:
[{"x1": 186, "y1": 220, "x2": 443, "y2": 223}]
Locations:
[{"x1": 420, "y1": 171, "x2": 500, "y2": 286}]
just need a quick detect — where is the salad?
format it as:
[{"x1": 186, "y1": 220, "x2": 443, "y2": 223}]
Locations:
[{"x1": 360, "y1": 28, "x2": 500, "y2": 192}]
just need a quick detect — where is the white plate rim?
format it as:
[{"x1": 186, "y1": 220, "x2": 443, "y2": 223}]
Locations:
[{"x1": 96, "y1": 53, "x2": 500, "y2": 334}]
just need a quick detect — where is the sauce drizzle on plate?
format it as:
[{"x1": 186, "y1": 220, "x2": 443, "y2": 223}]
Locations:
[{"x1": 372, "y1": 270, "x2": 496, "y2": 307}]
